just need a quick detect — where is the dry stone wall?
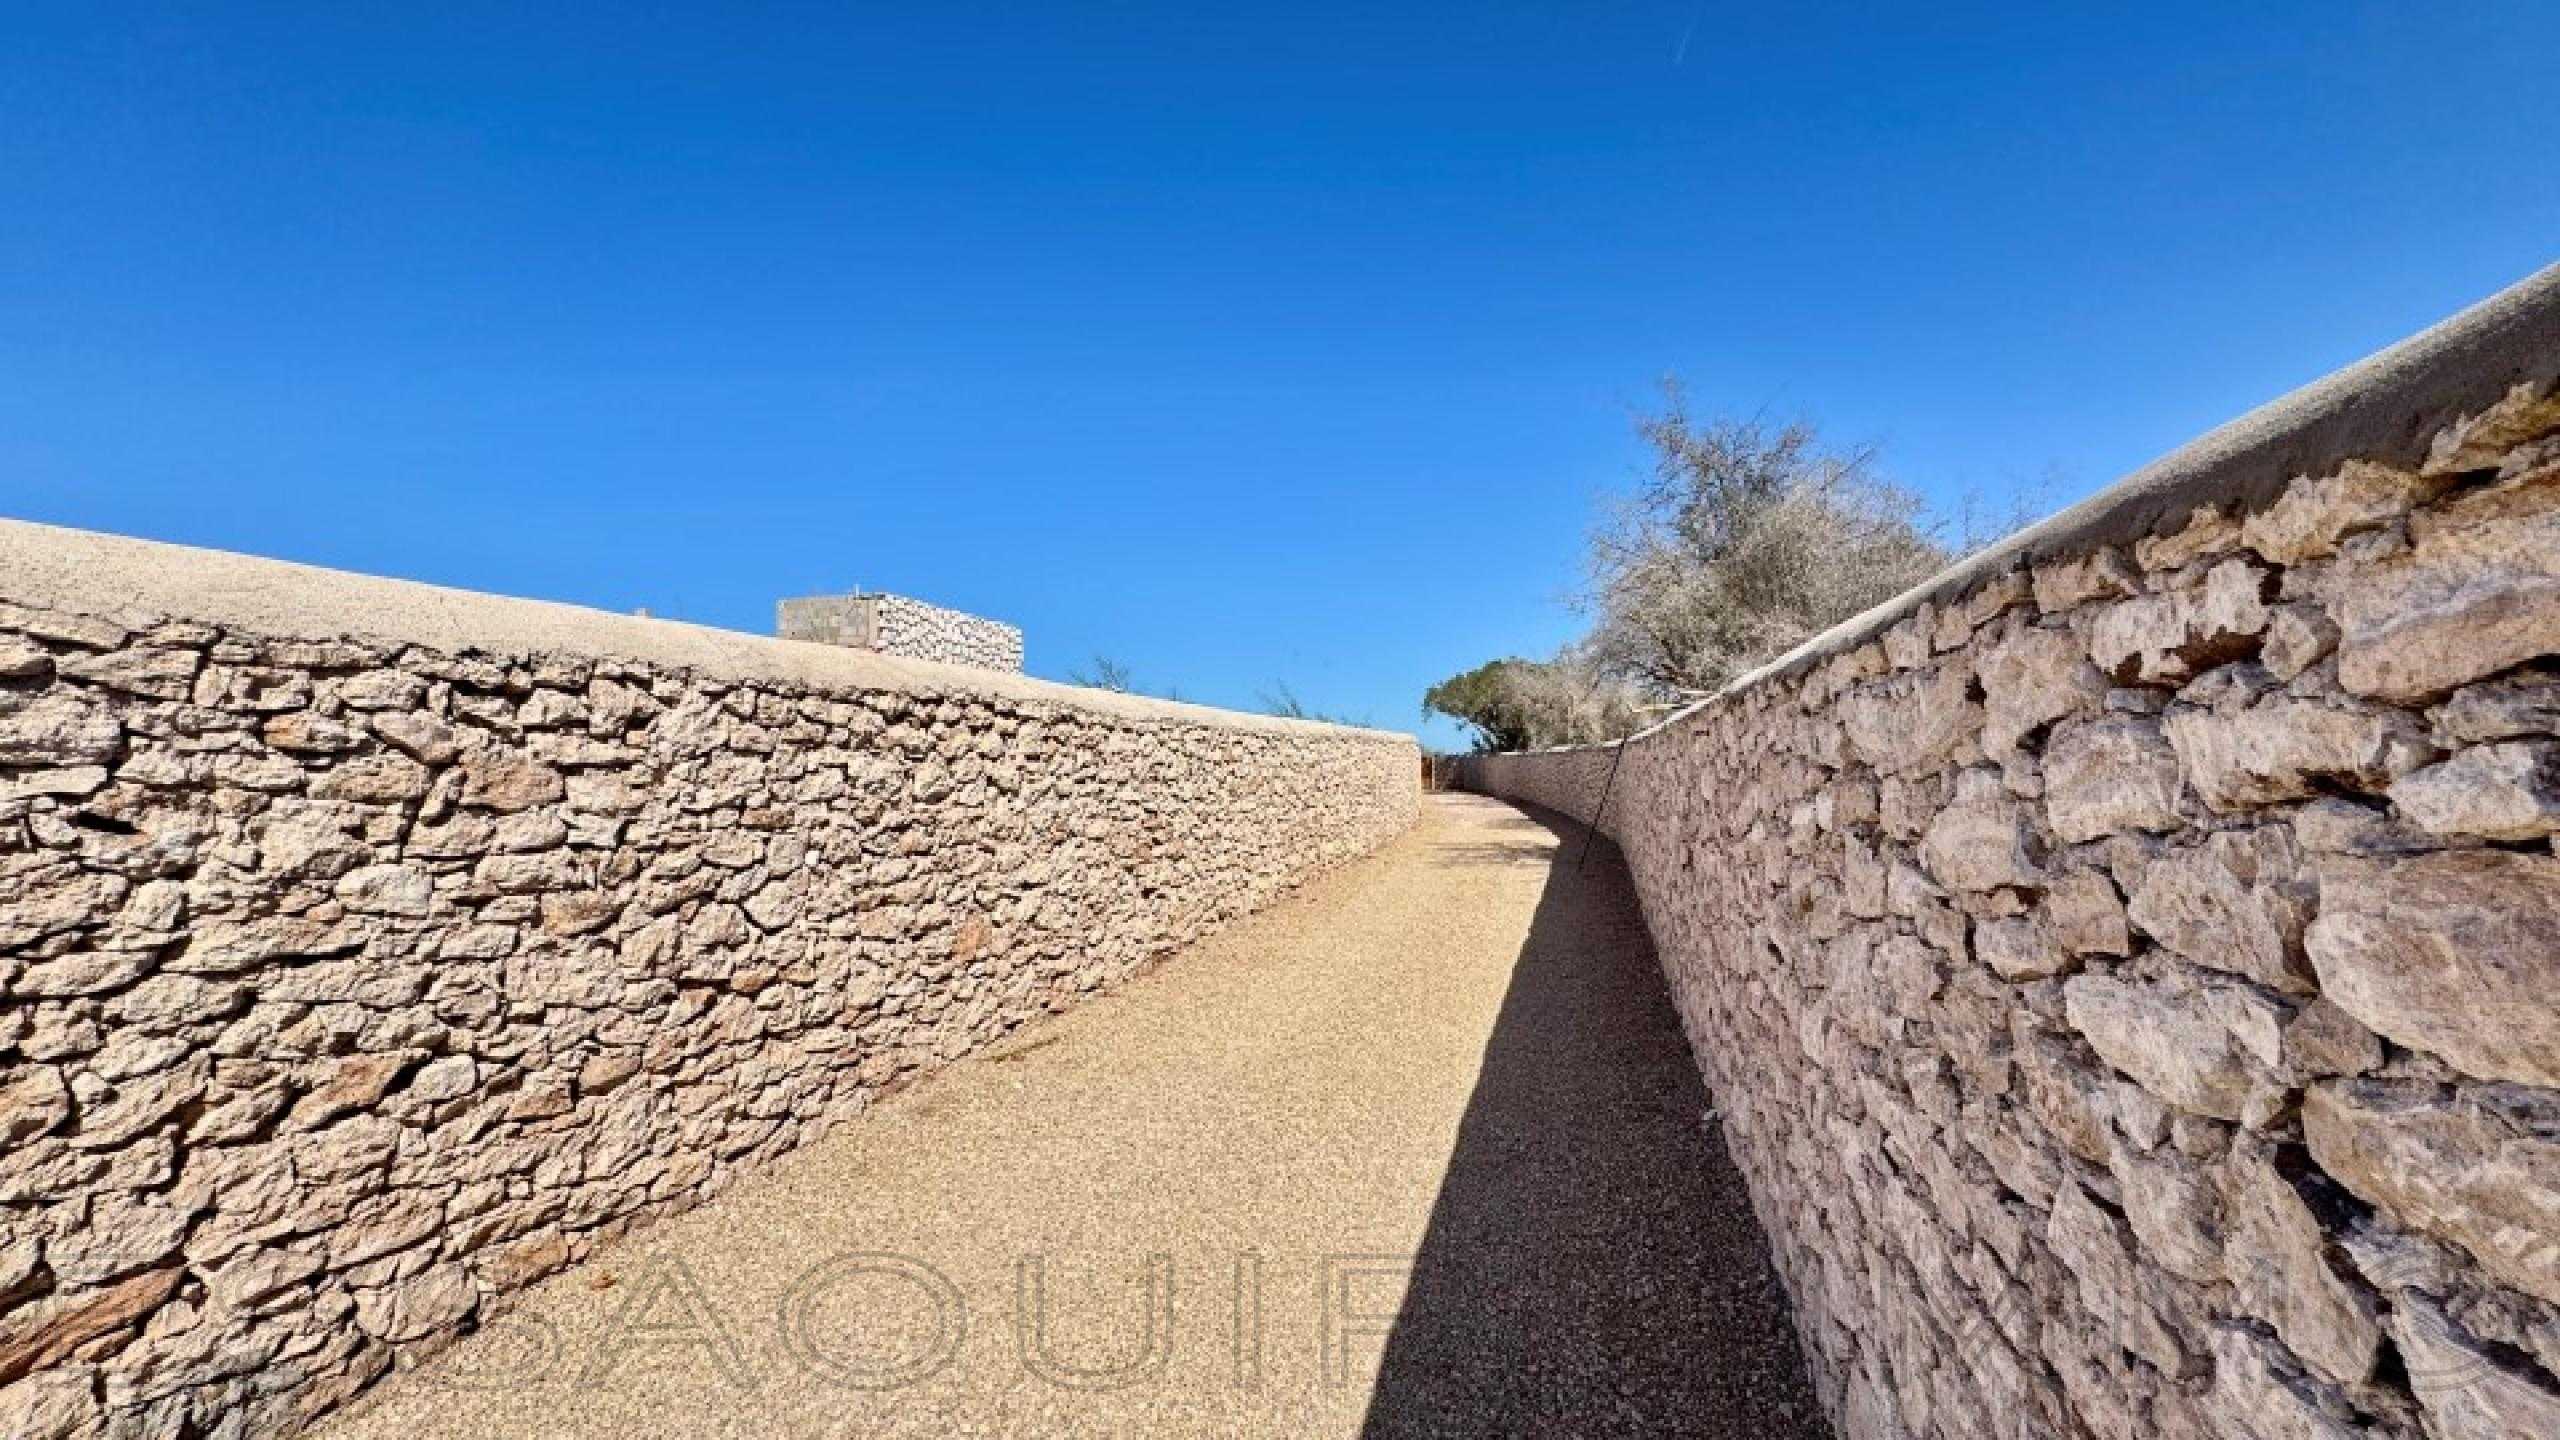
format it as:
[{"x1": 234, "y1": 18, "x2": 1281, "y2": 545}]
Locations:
[
  {"x1": 0, "y1": 522, "x2": 1416, "y2": 1440},
  {"x1": 867, "y1": 594, "x2": 1023, "y2": 671},
  {"x1": 776, "y1": 592, "x2": 1025, "y2": 672},
  {"x1": 1458, "y1": 273, "x2": 2560, "y2": 1440}
]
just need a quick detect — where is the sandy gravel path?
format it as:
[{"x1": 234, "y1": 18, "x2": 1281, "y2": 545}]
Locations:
[{"x1": 316, "y1": 793, "x2": 1828, "y2": 1439}]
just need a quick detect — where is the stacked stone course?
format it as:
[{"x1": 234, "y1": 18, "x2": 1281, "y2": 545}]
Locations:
[
  {"x1": 868, "y1": 594, "x2": 1022, "y2": 671},
  {"x1": 0, "y1": 527, "x2": 1415, "y2": 1439},
  {"x1": 776, "y1": 592, "x2": 1024, "y2": 673},
  {"x1": 1460, "y1": 365, "x2": 2560, "y2": 1436}
]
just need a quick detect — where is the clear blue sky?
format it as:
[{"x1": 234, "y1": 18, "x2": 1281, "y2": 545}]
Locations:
[{"x1": 5, "y1": 4, "x2": 2553, "y2": 748}]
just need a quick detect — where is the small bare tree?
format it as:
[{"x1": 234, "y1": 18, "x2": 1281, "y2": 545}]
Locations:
[
  {"x1": 1258, "y1": 682, "x2": 1369, "y2": 727},
  {"x1": 1065, "y1": 654, "x2": 1137, "y2": 693},
  {"x1": 1584, "y1": 387, "x2": 1950, "y2": 697}
]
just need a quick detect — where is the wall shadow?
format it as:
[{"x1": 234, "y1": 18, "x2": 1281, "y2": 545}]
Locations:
[{"x1": 1360, "y1": 801, "x2": 1833, "y2": 1438}]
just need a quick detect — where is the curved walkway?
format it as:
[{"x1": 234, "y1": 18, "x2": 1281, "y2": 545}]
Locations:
[{"x1": 318, "y1": 794, "x2": 1829, "y2": 1440}]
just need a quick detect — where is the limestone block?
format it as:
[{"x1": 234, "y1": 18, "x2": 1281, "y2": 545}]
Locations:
[
  {"x1": 2205, "y1": 1325, "x2": 2363, "y2": 1440},
  {"x1": 311, "y1": 754, "x2": 432, "y2": 804},
  {"x1": 2044, "y1": 715, "x2": 2185, "y2": 841},
  {"x1": 2243, "y1": 461, "x2": 2443, "y2": 565},
  {"x1": 2063, "y1": 973, "x2": 2285, "y2": 1124},
  {"x1": 0, "y1": 634, "x2": 52, "y2": 678},
  {"x1": 2432, "y1": 669, "x2": 2560, "y2": 745},
  {"x1": 2260, "y1": 603, "x2": 2341, "y2": 681},
  {"x1": 1920, "y1": 794, "x2": 2044, "y2": 894},
  {"x1": 2047, "y1": 1179, "x2": 2193, "y2": 1375},
  {"x1": 2014, "y1": 1019, "x2": 2115, "y2": 1164},
  {"x1": 1976, "y1": 915, "x2": 2071, "y2": 982},
  {"x1": 2291, "y1": 796, "x2": 2453, "y2": 857},
  {"x1": 0, "y1": 1268, "x2": 182, "y2": 1386},
  {"x1": 1840, "y1": 662, "x2": 1981, "y2": 776},
  {"x1": 2125, "y1": 827, "x2": 2315, "y2": 993},
  {"x1": 2308, "y1": 851, "x2": 2560, "y2": 1089},
  {"x1": 2337, "y1": 488, "x2": 2560, "y2": 702},
  {"x1": 262, "y1": 711, "x2": 364, "y2": 754},
  {"x1": 2032, "y1": 546, "x2": 2139, "y2": 613},
  {"x1": 369, "y1": 710, "x2": 461, "y2": 765},
  {"x1": 54, "y1": 645, "x2": 199, "y2": 700},
  {"x1": 0, "y1": 1367, "x2": 104, "y2": 1440},
  {"x1": 2163, "y1": 693, "x2": 2432, "y2": 811},
  {"x1": 350, "y1": 1263, "x2": 477, "y2": 1344},
  {"x1": 2221, "y1": 1140, "x2": 2382, "y2": 1385},
  {"x1": 2281, "y1": 1000, "x2": 2384, "y2": 1082},
  {"x1": 459, "y1": 752, "x2": 565, "y2": 812},
  {"x1": 2304, "y1": 1080, "x2": 2560, "y2": 1306},
  {"x1": 2042, "y1": 868, "x2": 2130, "y2": 956},
  {"x1": 1978, "y1": 624, "x2": 2106, "y2": 755},
  {"x1": 0, "y1": 695, "x2": 122, "y2": 767},
  {"x1": 0, "y1": 1070, "x2": 71, "y2": 1146},
  {"x1": 16, "y1": 950, "x2": 154, "y2": 999},
  {"x1": 2388, "y1": 738, "x2": 2560, "y2": 840},
  {"x1": 2390, "y1": 1291, "x2": 2560, "y2": 1440},
  {"x1": 333, "y1": 864, "x2": 435, "y2": 918},
  {"x1": 2087, "y1": 558, "x2": 2271, "y2": 686},
  {"x1": 2107, "y1": 1139, "x2": 2224, "y2": 1286}
]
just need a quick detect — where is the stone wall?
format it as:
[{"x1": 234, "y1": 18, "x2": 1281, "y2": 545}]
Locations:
[
  {"x1": 0, "y1": 522, "x2": 1417, "y2": 1439},
  {"x1": 776, "y1": 591, "x2": 1025, "y2": 672},
  {"x1": 1455, "y1": 266, "x2": 2560, "y2": 1439}
]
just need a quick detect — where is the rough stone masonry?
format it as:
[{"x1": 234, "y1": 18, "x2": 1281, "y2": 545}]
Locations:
[
  {"x1": 0, "y1": 527, "x2": 1417, "y2": 1440},
  {"x1": 1457, "y1": 264, "x2": 2560, "y2": 1440},
  {"x1": 776, "y1": 591, "x2": 1025, "y2": 672}
]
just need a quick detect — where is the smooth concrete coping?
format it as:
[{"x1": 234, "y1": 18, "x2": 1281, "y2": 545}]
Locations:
[
  {"x1": 1732, "y1": 262, "x2": 2560, "y2": 693},
  {"x1": 1528, "y1": 259, "x2": 2560, "y2": 757},
  {"x1": 0, "y1": 518, "x2": 1415, "y2": 746}
]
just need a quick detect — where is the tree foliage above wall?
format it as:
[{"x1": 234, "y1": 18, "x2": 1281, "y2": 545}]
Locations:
[
  {"x1": 1422, "y1": 654, "x2": 1642, "y2": 753},
  {"x1": 1584, "y1": 388, "x2": 1950, "y2": 696},
  {"x1": 1427, "y1": 384, "x2": 1962, "y2": 751}
]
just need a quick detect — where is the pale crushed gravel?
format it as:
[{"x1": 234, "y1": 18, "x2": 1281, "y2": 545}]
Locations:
[{"x1": 315, "y1": 793, "x2": 1830, "y2": 1440}]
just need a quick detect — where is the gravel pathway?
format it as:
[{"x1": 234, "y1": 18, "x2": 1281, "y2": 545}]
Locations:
[{"x1": 315, "y1": 793, "x2": 1830, "y2": 1440}]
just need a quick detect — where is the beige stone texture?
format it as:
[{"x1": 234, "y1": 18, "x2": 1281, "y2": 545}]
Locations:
[
  {"x1": 0, "y1": 522, "x2": 1414, "y2": 1438},
  {"x1": 1455, "y1": 378, "x2": 2560, "y2": 1440}
]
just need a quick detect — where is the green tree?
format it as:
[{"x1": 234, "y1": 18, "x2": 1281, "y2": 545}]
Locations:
[
  {"x1": 1422, "y1": 654, "x2": 1641, "y2": 753},
  {"x1": 1422, "y1": 660, "x2": 1536, "y2": 752}
]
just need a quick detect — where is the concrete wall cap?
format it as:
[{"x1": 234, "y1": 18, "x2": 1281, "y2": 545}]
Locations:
[
  {"x1": 0, "y1": 517, "x2": 1415, "y2": 746},
  {"x1": 1517, "y1": 259, "x2": 2560, "y2": 757}
]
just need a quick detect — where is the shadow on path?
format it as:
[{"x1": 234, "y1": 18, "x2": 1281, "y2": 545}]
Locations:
[{"x1": 1361, "y1": 802, "x2": 1833, "y2": 1439}]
